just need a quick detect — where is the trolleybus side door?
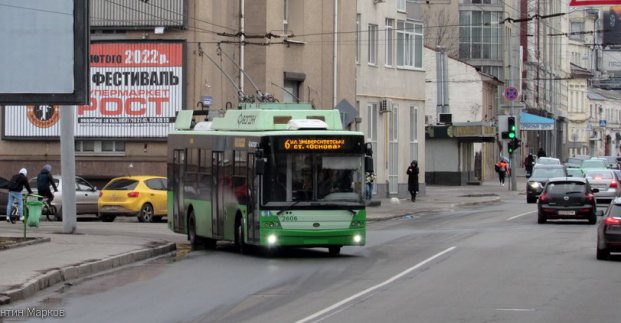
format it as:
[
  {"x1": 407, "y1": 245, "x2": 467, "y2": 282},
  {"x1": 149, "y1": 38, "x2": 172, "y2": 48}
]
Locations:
[
  {"x1": 212, "y1": 151, "x2": 225, "y2": 238},
  {"x1": 172, "y1": 149, "x2": 185, "y2": 232}
]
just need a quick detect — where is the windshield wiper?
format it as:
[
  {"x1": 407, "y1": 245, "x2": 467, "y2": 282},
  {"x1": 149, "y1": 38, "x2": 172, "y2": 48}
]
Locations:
[
  {"x1": 323, "y1": 203, "x2": 359, "y2": 215},
  {"x1": 276, "y1": 200, "x2": 303, "y2": 215}
]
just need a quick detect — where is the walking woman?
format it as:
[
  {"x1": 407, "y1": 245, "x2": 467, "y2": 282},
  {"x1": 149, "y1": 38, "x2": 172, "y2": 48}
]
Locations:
[
  {"x1": 406, "y1": 160, "x2": 419, "y2": 202},
  {"x1": 495, "y1": 158, "x2": 509, "y2": 186}
]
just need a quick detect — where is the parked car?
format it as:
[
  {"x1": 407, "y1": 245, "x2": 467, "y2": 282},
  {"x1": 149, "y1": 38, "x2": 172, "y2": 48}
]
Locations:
[
  {"x1": 584, "y1": 170, "x2": 621, "y2": 204},
  {"x1": 526, "y1": 165, "x2": 567, "y2": 203},
  {"x1": 596, "y1": 196, "x2": 621, "y2": 260},
  {"x1": 600, "y1": 156, "x2": 621, "y2": 170},
  {"x1": 535, "y1": 157, "x2": 561, "y2": 166},
  {"x1": 98, "y1": 176, "x2": 167, "y2": 223},
  {"x1": 537, "y1": 177, "x2": 599, "y2": 224},
  {"x1": 29, "y1": 176, "x2": 100, "y2": 221}
]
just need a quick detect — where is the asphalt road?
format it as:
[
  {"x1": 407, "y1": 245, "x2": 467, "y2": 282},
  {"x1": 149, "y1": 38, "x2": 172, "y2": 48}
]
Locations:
[{"x1": 11, "y1": 196, "x2": 620, "y2": 323}]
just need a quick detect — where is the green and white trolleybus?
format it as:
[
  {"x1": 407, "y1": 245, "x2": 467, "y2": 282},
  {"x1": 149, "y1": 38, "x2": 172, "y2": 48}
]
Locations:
[{"x1": 167, "y1": 102, "x2": 372, "y2": 255}]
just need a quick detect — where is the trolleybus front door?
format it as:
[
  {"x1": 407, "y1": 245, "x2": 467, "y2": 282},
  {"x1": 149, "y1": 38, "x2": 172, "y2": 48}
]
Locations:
[{"x1": 212, "y1": 151, "x2": 225, "y2": 238}]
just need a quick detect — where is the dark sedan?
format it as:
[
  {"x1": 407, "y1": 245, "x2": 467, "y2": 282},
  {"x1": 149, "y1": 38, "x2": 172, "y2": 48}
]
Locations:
[
  {"x1": 526, "y1": 165, "x2": 567, "y2": 203},
  {"x1": 537, "y1": 177, "x2": 599, "y2": 224},
  {"x1": 596, "y1": 197, "x2": 621, "y2": 260}
]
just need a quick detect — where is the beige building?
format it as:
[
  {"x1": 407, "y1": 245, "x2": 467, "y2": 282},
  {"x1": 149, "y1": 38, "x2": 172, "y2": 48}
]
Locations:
[
  {"x1": 356, "y1": 0, "x2": 426, "y2": 198},
  {"x1": 0, "y1": 0, "x2": 356, "y2": 187}
]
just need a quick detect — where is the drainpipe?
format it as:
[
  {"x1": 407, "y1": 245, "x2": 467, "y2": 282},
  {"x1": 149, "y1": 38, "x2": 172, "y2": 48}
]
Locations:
[
  {"x1": 333, "y1": 0, "x2": 338, "y2": 108},
  {"x1": 240, "y1": 0, "x2": 245, "y2": 94}
]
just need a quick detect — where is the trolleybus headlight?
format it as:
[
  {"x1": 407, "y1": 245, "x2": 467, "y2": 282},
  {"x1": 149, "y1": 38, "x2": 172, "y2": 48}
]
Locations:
[
  {"x1": 267, "y1": 234, "x2": 278, "y2": 245},
  {"x1": 353, "y1": 234, "x2": 362, "y2": 244}
]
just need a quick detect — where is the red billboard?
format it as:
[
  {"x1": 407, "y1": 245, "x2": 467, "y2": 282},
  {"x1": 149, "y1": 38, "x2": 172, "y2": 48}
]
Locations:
[{"x1": 570, "y1": 0, "x2": 621, "y2": 5}]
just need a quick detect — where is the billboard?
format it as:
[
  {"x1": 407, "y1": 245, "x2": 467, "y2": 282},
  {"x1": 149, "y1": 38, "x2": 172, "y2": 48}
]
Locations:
[
  {"x1": 603, "y1": 6, "x2": 621, "y2": 46},
  {"x1": 3, "y1": 41, "x2": 185, "y2": 139},
  {"x1": 571, "y1": 0, "x2": 621, "y2": 5},
  {"x1": 0, "y1": 0, "x2": 89, "y2": 105}
]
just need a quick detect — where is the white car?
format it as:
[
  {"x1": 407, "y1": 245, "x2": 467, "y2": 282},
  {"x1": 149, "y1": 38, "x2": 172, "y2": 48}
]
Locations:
[{"x1": 29, "y1": 176, "x2": 99, "y2": 221}]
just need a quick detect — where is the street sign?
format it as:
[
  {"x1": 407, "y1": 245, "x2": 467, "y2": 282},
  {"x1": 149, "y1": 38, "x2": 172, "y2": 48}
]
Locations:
[
  {"x1": 500, "y1": 103, "x2": 525, "y2": 110},
  {"x1": 600, "y1": 120, "x2": 607, "y2": 127},
  {"x1": 503, "y1": 86, "x2": 519, "y2": 101}
]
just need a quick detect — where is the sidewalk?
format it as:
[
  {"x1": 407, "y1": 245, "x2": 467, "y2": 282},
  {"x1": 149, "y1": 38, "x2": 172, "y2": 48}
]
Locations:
[{"x1": 0, "y1": 173, "x2": 528, "y2": 306}]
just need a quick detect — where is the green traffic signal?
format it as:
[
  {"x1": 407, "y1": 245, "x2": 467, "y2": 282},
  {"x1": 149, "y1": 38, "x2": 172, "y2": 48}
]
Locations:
[{"x1": 507, "y1": 116, "x2": 516, "y2": 139}]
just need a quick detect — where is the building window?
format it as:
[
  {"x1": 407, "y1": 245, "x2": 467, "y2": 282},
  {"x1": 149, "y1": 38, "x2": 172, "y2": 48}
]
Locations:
[
  {"x1": 396, "y1": 20, "x2": 423, "y2": 69},
  {"x1": 397, "y1": 0, "x2": 406, "y2": 12},
  {"x1": 459, "y1": 11, "x2": 503, "y2": 61},
  {"x1": 368, "y1": 24, "x2": 378, "y2": 65},
  {"x1": 569, "y1": 22, "x2": 584, "y2": 41},
  {"x1": 356, "y1": 14, "x2": 361, "y2": 64},
  {"x1": 75, "y1": 140, "x2": 126, "y2": 155},
  {"x1": 385, "y1": 18, "x2": 394, "y2": 66},
  {"x1": 283, "y1": 0, "x2": 289, "y2": 35}
]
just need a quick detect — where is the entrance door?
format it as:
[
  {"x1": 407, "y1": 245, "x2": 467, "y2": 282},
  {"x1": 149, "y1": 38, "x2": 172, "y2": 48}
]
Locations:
[
  {"x1": 212, "y1": 151, "x2": 225, "y2": 238},
  {"x1": 173, "y1": 149, "x2": 185, "y2": 232}
]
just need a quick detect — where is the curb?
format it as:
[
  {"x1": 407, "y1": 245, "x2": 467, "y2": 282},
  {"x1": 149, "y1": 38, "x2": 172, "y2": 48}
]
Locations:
[
  {"x1": 0, "y1": 242, "x2": 176, "y2": 306},
  {"x1": 0, "y1": 237, "x2": 51, "y2": 251}
]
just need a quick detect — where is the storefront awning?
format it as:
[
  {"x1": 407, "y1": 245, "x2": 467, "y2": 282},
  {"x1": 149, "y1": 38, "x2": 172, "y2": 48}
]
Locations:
[{"x1": 519, "y1": 112, "x2": 554, "y2": 131}]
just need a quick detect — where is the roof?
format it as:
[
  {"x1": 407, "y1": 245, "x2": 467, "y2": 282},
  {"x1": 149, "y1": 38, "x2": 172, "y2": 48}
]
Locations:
[{"x1": 533, "y1": 164, "x2": 565, "y2": 169}]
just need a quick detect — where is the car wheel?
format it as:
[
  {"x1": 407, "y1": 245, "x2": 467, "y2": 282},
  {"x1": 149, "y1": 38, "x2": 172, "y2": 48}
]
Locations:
[
  {"x1": 537, "y1": 213, "x2": 546, "y2": 224},
  {"x1": 138, "y1": 203, "x2": 155, "y2": 223},
  {"x1": 526, "y1": 196, "x2": 536, "y2": 204},
  {"x1": 100, "y1": 214, "x2": 116, "y2": 222},
  {"x1": 53, "y1": 206, "x2": 62, "y2": 222},
  {"x1": 328, "y1": 246, "x2": 342, "y2": 256},
  {"x1": 236, "y1": 215, "x2": 247, "y2": 255},
  {"x1": 597, "y1": 242, "x2": 610, "y2": 261},
  {"x1": 588, "y1": 214, "x2": 597, "y2": 225}
]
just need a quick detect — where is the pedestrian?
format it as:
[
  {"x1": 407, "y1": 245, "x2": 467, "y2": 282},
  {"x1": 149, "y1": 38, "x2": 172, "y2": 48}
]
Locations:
[
  {"x1": 365, "y1": 171, "x2": 376, "y2": 200},
  {"x1": 36, "y1": 164, "x2": 58, "y2": 203},
  {"x1": 6, "y1": 168, "x2": 33, "y2": 223},
  {"x1": 524, "y1": 153, "x2": 534, "y2": 176},
  {"x1": 495, "y1": 159, "x2": 509, "y2": 186},
  {"x1": 406, "y1": 160, "x2": 419, "y2": 202},
  {"x1": 537, "y1": 147, "x2": 546, "y2": 158}
]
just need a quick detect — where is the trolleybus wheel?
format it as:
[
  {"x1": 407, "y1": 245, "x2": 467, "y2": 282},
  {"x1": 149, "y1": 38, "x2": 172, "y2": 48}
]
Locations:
[
  {"x1": 328, "y1": 246, "x2": 341, "y2": 256},
  {"x1": 236, "y1": 216, "x2": 247, "y2": 255},
  {"x1": 188, "y1": 212, "x2": 200, "y2": 247}
]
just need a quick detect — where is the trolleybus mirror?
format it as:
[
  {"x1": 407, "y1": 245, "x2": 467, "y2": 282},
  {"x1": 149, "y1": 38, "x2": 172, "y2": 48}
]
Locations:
[
  {"x1": 256, "y1": 158, "x2": 265, "y2": 175},
  {"x1": 365, "y1": 156, "x2": 373, "y2": 173},
  {"x1": 365, "y1": 143, "x2": 373, "y2": 156}
]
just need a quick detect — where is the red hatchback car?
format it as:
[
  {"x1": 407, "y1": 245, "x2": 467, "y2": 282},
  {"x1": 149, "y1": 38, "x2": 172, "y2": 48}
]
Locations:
[
  {"x1": 597, "y1": 197, "x2": 621, "y2": 260},
  {"x1": 537, "y1": 177, "x2": 599, "y2": 224}
]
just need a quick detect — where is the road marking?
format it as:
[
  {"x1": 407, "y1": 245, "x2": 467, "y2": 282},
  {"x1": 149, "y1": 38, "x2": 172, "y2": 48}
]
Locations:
[
  {"x1": 295, "y1": 246, "x2": 457, "y2": 323},
  {"x1": 507, "y1": 211, "x2": 535, "y2": 221},
  {"x1": 496, "y1": 308, "x2": 536, "y2": 312}
]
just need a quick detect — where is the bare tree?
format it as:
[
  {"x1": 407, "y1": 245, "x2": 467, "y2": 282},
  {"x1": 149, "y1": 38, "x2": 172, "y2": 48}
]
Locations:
[{"x1": 421, "y1": 7, "x2": 459, "y2": 58}]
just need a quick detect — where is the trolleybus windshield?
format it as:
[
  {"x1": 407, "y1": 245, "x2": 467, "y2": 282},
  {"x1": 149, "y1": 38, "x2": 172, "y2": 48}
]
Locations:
[{"x1": 262, "y1": 153, "x2": 363, "y2": 206}]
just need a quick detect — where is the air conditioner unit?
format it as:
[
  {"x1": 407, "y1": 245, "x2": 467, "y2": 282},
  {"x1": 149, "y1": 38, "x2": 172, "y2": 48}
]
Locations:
[
  {"x1": 439, "y1": 113, "x2": 452, "y2": 124},
  {"x1": 379, "y1": 99, "x2": 392, "y2": 114},
  {"x1": 425, "y1": 115, "x2": 433, "y2": 125}
]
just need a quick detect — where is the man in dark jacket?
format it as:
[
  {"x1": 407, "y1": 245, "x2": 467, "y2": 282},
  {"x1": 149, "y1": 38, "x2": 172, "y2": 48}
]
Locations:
[
  {"x1": 6, "y1": 168, "x2": 33, "y2": 223},
  {"x1": 37, "y1": 164, "x2": 58, "y2": 203},
  {"x1": 407, "y1": 160, "x2": 420, "y2": 202}
]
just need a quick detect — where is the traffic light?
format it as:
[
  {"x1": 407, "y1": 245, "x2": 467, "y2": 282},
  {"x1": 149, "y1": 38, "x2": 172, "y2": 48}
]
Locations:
[
  {"x1": 508, "y1": 138, "x2": 521, "y2": 154},
  {"x1": 507, "y1": 116, "x2": 516, "y2": 139}
]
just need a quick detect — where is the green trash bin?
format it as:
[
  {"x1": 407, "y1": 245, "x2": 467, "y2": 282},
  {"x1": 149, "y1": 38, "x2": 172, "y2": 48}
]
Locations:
[{"x1": 26, "y1": 200, "x2": 44, "y2": 228}]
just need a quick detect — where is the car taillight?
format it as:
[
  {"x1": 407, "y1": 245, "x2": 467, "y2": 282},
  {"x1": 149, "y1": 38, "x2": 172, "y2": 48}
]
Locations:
[
  {"x1": 610, "y1": 181, "x2": 618, "y2": 188},
  {"x1": 586, "y1": 193, "x2": 595, "y2": 203},
  {"x1": 127, "y1": 192, "x2": 139, "y2": 198},
  {"x1": 604, "y1": 217, "x2": 621, "y2": 225},
  {"x1": 539, "y1": 192, "x2": 548, "y2": 203}
]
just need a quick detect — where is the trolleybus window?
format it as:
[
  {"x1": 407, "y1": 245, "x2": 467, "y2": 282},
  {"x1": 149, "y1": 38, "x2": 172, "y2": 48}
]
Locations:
[{"x1": 262, "y1": 153, "x2": 363, "y2": 205}]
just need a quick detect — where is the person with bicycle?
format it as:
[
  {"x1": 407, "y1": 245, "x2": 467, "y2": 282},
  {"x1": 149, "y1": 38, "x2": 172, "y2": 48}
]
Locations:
[
  {"x1": 6, "y1": 168, "x2": 32, "y2": 223},
  {"x1": 37, "y1": 164, "x2": 58, "y2": 203}
]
